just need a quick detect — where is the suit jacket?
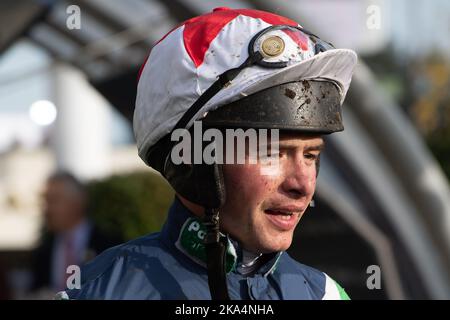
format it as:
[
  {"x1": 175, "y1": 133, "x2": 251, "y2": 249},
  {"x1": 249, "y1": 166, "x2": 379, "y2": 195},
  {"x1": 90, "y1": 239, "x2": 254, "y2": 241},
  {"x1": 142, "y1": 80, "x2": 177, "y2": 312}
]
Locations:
[{"x1": 30, "y1": 225, "x2": 121, "y2": 291}]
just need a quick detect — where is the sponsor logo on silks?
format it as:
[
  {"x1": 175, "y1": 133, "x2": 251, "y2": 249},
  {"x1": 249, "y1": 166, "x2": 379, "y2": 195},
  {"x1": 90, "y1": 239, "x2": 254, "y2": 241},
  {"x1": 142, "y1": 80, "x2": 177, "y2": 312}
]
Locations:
[{"x1": 175, "y1": 218, "x2": 237, "y2": 273}]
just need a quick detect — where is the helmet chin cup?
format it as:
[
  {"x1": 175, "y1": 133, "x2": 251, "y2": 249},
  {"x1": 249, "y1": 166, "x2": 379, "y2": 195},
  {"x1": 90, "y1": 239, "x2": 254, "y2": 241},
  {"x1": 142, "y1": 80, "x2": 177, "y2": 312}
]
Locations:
[
  {"x1": 164, "y1": 159, "x2": 225, "y2": 209},
  {"x1": 146, "y1": 131, "x2": 226, "y2": 209}
]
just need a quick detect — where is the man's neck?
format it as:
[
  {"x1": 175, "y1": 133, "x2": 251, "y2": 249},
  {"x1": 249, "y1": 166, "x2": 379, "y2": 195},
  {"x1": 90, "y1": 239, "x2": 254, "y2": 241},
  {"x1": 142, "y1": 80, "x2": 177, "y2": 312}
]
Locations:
[{"x1": 177, "y1": 195, "x2": 266, "y2": 255}]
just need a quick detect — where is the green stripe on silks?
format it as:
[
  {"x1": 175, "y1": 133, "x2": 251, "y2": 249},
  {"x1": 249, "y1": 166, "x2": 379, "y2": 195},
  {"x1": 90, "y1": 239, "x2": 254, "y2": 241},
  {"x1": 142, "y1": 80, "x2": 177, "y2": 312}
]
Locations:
[
  {"x1": 334, "y1": 281, "x2": 351, "y2": 300},
  {"x1": 175, "y1": 217, "x2": 237, "y2": 273}
]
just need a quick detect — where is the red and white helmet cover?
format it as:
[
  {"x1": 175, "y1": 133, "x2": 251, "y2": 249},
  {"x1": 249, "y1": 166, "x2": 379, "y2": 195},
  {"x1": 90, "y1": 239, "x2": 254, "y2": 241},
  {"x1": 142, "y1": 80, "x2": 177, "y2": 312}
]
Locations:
[{"x1": 134, "y1": 7, "x2": 357, "y2": 165}]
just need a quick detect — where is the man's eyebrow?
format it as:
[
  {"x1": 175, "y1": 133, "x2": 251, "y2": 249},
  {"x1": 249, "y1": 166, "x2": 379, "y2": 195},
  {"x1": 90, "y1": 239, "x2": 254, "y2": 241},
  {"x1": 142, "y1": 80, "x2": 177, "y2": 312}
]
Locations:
[
  {"x1": 304, "y1": 142, "x2": 325, "y2": 152},
  {"x1": 274, "y1": 141, "x2": 325, "y2": 151}
]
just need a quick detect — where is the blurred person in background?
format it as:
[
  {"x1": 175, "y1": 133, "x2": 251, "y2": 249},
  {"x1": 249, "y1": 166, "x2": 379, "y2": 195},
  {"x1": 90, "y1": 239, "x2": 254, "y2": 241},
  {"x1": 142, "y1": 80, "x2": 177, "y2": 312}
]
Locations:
[{"x1": 29, "y1": 171, "x2": 120, "y2": 297}]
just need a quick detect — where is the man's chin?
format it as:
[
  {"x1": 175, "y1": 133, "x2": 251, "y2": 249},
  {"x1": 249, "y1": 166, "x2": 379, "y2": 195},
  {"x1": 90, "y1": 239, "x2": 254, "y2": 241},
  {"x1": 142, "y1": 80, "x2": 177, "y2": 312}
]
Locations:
[{"x1": 256, "y1": 238, "x2": 292, "y2": 254}]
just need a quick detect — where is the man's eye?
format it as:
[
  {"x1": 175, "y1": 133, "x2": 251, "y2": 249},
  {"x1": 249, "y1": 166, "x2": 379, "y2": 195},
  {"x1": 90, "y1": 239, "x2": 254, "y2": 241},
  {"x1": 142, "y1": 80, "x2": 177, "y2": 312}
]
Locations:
[{"x1": 304, "y1": 153, "x2": 319, "y2": 161}]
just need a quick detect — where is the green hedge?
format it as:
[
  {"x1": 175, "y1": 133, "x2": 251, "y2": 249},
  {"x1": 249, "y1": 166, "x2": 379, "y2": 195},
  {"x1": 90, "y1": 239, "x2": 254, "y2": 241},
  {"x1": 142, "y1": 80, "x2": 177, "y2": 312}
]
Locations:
[{"x1": 86, "y1": 171, "x2": 174, "y2": 241}]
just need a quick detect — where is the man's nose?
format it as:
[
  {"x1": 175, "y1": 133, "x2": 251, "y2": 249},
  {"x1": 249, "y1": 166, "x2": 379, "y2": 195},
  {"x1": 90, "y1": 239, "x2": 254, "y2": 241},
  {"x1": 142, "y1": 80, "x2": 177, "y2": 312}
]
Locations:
[{"x1": 279, "y1": 157, "x2": 315, "y2": 199}]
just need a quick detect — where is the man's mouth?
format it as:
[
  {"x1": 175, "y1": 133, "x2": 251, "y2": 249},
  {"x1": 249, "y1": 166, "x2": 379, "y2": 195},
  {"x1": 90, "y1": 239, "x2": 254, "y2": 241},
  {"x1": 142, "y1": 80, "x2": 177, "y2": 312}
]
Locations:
[
  {"x1": 264, "y1": 207, "x2": 303, "y2": 231},
  {"x1": 265, "y1": 209, "x2": 295, "y2": 218}
]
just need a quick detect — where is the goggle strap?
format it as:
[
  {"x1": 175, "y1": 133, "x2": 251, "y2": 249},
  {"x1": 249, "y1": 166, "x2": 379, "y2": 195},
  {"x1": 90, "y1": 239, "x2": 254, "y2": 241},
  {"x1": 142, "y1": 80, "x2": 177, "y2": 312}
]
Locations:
[
  {"x1": 173, "y1": 79, "x2": 224, "y2": 131},
  {"x1": 173, "y1": 51, "x2": 264, "y2": 132}
]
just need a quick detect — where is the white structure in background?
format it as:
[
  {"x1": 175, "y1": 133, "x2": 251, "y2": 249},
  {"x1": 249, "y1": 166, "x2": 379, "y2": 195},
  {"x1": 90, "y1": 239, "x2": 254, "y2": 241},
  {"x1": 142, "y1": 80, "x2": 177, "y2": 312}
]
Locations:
[
  {"x1": 51, "y1": 62, "x2": 111, "y2": 181},
  {"x1": 0, "y1": 150, "x2": 55, "y2": 249}
]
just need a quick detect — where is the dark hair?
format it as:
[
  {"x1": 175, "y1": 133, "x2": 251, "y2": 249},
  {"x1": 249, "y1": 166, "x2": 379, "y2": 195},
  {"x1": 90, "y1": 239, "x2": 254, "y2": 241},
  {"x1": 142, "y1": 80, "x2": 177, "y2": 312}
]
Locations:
[{"x1": 47, "y1": 171, "x2": 87, "y2": 197}]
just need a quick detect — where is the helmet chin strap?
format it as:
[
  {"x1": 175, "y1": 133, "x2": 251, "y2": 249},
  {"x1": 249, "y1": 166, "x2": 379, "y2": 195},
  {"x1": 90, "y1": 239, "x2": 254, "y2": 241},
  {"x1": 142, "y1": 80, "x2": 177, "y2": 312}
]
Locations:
[{"x1": 203, "y1": 207, "x2": 230, "y2": 300}]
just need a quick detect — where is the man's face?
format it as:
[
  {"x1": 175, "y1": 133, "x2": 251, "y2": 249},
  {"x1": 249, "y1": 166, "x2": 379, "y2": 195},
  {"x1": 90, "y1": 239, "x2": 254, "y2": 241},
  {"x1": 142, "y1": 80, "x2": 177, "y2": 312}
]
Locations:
[
  {"x1": 220, "y1": 133, "x2": 323, "y2": 253},
  {"x1": 43, "y1": 179, "x2": 85, "y2": 233}
]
